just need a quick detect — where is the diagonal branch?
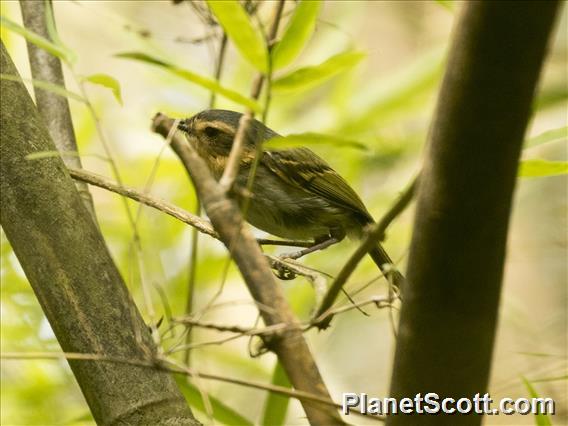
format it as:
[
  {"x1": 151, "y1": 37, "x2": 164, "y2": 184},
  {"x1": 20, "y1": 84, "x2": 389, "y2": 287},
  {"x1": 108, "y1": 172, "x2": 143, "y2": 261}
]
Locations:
[
  {"x1": 69, "y1": 167, "x2": 326, "y2": 292},
  {"x1": 218, "y1": 0, "x2": 285, "y2": 190},
  {"x1": 312, "y1": 175, "x2": 417, "y2": 327},
  {"x1": 69, "y1": 167, "x2": 216, "y2": 237},
  {"x1": 20, "y1": 0, "x2": 97, "y2": 223},
  {"x1": 0, "y1": 42, "x2": 198, "y2": 425},
  {"x1": 0, "y1": 351, "x2": 384, "y2": 422},
  {"x1": 152, "y1": 113, "x2": 345, "y2": 425}
]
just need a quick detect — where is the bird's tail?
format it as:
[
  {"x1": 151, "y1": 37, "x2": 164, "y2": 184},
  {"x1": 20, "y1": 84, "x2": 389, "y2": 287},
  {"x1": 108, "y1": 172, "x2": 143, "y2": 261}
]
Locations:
[{"x1": 368, "y1": 244, "x2": 405, "y2": 290}]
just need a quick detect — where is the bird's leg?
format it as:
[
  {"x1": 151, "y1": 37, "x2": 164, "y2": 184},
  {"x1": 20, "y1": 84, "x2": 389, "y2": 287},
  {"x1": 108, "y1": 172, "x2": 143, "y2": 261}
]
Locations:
[
  {"x1": 256, "y1": 238, "x2": 314, "y2": 248},
  {"x1": 281, "y1": 236, "x2": 340, "y2": 260},
  {"x1": 279, "y1": 229, "x2": 345, "y2": 260},
  {"x1": 273, "y1": 230, "x2": 344, "y2": 280}
]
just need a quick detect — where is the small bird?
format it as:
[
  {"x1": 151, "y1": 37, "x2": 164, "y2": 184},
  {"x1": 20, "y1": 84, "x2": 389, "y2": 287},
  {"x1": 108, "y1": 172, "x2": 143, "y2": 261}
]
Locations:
[{"x1": 178, "y1": 109, "x2": 404, "y2": 288}]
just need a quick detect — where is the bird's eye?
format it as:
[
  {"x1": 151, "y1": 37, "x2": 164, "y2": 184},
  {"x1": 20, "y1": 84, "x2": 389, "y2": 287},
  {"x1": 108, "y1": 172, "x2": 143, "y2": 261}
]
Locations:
[{"x1": 204, "y1": 126, "x2": 220, "y2": 138}]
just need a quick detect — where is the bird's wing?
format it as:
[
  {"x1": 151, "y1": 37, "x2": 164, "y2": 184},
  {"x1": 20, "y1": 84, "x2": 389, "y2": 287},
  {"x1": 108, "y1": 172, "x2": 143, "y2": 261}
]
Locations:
[{"x1": 262, "y1": 147, "x2": 373, "y2": 220}]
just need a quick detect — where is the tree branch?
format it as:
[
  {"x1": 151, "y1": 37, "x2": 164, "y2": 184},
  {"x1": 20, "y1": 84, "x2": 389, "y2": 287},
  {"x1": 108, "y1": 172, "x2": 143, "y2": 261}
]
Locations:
[
  {"x1": 69, "y1": 167, "x2": 325, "y2": 289},
  {"x1": 0, "y1": 351, "x2": 384, "y2": 422},
  {"x1": 0, "y1": 42, "x2": 198, "y2": 425},
  {"x1": 19, "y1": 0, "x2": 97, "y2": 223},
  {"x1": 152, "y1": 113, "x2": 345, "y2": 425},
  {"x1": 184, "y1": 31, "x2": 229, "y2": 367},
  {"x1": 388, "y1": 3, "x2": 561, "y2": 425},
  {"x1": 312, "y1": 177, "x2": 415, "y2": 327},
  {"x1": 218, "y1": 0, "x2": 285, "y2": 190},
  {"x1": 68, "y1": 167, "x2": 216, "y2": 236}
]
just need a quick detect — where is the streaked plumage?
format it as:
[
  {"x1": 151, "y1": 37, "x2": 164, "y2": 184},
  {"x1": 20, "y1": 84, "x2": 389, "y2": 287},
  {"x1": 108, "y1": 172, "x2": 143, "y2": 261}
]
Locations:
[{"x1": 179, "y1": 109, "x2": 403, "y2": 287}]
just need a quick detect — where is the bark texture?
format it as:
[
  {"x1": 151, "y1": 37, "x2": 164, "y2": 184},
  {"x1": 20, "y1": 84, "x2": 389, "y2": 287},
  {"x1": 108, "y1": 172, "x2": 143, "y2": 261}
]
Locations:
[
  {"x1": 1, "y1": 42, "x2": 199, "y2": 426},
  {"x1": 153, "y1": 114, "x2": 345, "y2": 426},
  {"x1": 388, "y1": 3, "x2": 560, "y2": 425},
  {"x1": 20, "y1": 0, "x2": 97, "y2": 222}
]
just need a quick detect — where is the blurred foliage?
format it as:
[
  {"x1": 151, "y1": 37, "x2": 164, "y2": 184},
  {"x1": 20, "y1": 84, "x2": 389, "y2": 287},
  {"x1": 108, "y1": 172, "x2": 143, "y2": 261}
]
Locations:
[{"x1": 1, "y1": 1, "x2": 566, "y2": 425}]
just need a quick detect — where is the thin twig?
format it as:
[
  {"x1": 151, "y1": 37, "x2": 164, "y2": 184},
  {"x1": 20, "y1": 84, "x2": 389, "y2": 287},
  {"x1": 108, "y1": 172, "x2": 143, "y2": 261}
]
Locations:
[
  {"x1": 152, "y1": 114, "x2": 345, "y2": 424},
  {"x1": 174, "y1": 318, "x2": 291, "y2": 336},
  {"x1": 377, "y1": 174, "x2": 419, "y2": 242},
  {"x1": 134, "y1": 120, "x2": 181, "y2": 349},
  {"x1": 1, "y1": 351, "x2": 384, "y2": 421},
  {"x1": 311, "y1": 296, "x2": 394, "y2": 327},
  {"x1": 68, "y1": 168, "x2": 216, "y2": 237},
  {"x1": 256, "y1": 238, "x2": 313, "y2": 248},
  {"x1": 174, "y1": 295, "x2": 393, "y2": 336},
  {"x1": 163, "y1": 293, "x2": 393, "y2": 356},
  {"x1": 19, "y1": 0, "x2": 98, "y2": 223},
  {"x1": 312, "y1": 174, "x2": 418, "y2": 327},
  {"x1": 69, "y1": 167, "x2": 331, "y2": 295},
  {"x1": 218, "y1": 0, "x2": 285, "y2": 190},
  {"x1": 185, "y1": 36, "x2": 228, "y2": 367},
  {"x1": 199, "y1": 0, "x2": 286, "y2": 354},
  {"x1": 265, "y1": 254, "x2": 328, "y2": 306}
]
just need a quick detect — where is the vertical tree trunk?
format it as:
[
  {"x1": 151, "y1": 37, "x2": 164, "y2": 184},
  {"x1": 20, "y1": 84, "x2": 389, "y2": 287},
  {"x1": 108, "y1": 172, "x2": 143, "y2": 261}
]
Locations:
[
  {"x1": 388, "y1": 2, "x2": 560, "y2": 425},
  {"x1": 1, "y1": 42, "x2": 199, "y2": 425},
  {"x1": 20, "y1": 0, "x2": 98, "y2": 222}
]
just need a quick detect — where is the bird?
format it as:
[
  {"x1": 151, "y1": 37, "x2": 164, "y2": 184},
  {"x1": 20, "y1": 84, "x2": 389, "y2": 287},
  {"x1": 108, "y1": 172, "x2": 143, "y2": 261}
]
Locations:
[{"x1": 178, "y1": 109, "x2": 404, "y2": 288}]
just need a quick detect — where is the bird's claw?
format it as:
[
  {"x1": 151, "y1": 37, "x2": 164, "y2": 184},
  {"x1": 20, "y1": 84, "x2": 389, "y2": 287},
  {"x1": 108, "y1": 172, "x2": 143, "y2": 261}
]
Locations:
[{"x1": 274, "y1": 257, "x2": 297, "y2": 280}]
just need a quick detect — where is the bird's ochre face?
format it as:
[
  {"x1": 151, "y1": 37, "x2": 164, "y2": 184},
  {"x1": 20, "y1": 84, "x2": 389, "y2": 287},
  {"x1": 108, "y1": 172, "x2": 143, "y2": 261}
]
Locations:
[
  {"x1": 178, "y1": 109, "x2": 279, "y2": 158},
  {"x1": 179, "y1": 110, "x2": 242, "y2": 158}
]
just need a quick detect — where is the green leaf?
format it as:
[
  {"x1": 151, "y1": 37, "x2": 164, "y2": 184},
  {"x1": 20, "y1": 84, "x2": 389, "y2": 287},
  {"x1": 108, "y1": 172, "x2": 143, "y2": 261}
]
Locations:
[
  {"x1": 0, "y1": 15, "x2": 76, "y2": 64},
  {"x1": 272, "y1": 50, "x2": 366, "y2": 92},
  {"x1": 524, "y1": 126, "x2": 567, "y2": 149},
  {"x1": 261, "y1": 362, "x2": 291, "y2": 426},
  {"x1": 43, "y1": 0, "x2": 64, "y2": 48},
  {"x1": 534, "y1": 82, "x2": 568, "y2": 111},
  {"x1": 206, "y1": 0, "x2": 267, "y2": 73},
  {"x1": 518, "y1": 159, "x2": 568, "y2": 178},
  {"x1": 267, "y1": 132, "x2": 368, "y2": 151},
  {"x1": 338, "y1": 45, "x2": 445, "y2": 133},
  {"x1": 0, "y1": 74, "x2": 85, "y2": 103},
  {"x1": 84, "y1": 74, "x2": 123, "y2": 105},
  {"x1": 521, "y1": 377, "x2": 552, "y2": 426},
  {"x1": 116, "y1": 52, "x2": 262, "y2": 112},
  {"x1": 174, "y1": 376, "x2": 252, "y2": 425},
  {"x1": 271, "y1": 0, "x2": 321, "y2": 70}
]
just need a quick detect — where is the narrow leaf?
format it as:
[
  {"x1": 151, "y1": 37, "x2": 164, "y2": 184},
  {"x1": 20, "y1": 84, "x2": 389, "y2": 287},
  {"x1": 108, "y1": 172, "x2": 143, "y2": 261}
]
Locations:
[
  {"x1": 521, "y1": 377, "x2": 552, "y2": 426},
  {"x1": 267, "y1": 132, "x2": 368, "y2": 151},
  {"x1": 261, "y1": 362, "x2": 291, "y2": 426},
  {"x1": 272, "y1": 0, "x2": 321, "y2": 70},
  {"x1": 339, "y1": 46, "x2": 445, "y2": 133},
  {"x1": 84, "y1": 73, "x2": 123, "y2": 105},
  {"x1": 26, "y1": 150, "x2": 78, "y2": 161},
  {"x1": 116, "y1": 52, "x2": 262, "y2": 112},
  {"x1": 175, "y1": 376, "x2": 252, "y2": 426},
  {"x1": 0, "y1": 15, "x2": 76, "y2": 64},
  {"x1": 524, "y1": 126, "x2": 567, "y2": 149},
  {"x1": 518, "y1": 159, "x2": 568, "y2": 178},
  {"x1": 0, "y1": 74, "x2": 85, "y2": 103},
  {"x1": 535, "y1": 83, "x2": 568, "y2": 111},
  {"x1": 272, "y1": 51, "x2": 366, "y2": 92},
  {"x1": 206, "y1": 0, "x2": 267, "y2": 72},
  {"x1": 44, "y1": 0, "x2": 64, "y2": 48}
]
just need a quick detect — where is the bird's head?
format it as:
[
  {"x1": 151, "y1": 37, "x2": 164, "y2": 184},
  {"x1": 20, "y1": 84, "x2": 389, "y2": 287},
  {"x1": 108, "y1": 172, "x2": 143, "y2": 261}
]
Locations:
[{"x1": 178, "y1": 109, "x2": 278, "y2": 158}]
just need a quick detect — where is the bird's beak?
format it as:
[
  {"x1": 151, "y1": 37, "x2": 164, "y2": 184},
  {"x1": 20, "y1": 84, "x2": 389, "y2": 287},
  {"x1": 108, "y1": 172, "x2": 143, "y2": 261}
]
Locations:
[{"x1": 178, "y1": 119, "x2": 191, "y2": 133}]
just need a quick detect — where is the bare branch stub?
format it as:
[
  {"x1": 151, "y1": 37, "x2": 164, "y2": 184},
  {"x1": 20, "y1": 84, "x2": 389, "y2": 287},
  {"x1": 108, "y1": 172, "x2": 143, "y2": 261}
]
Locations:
[{"x1": 151, "y1": 113, "x2": 346, "y2": 425}]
